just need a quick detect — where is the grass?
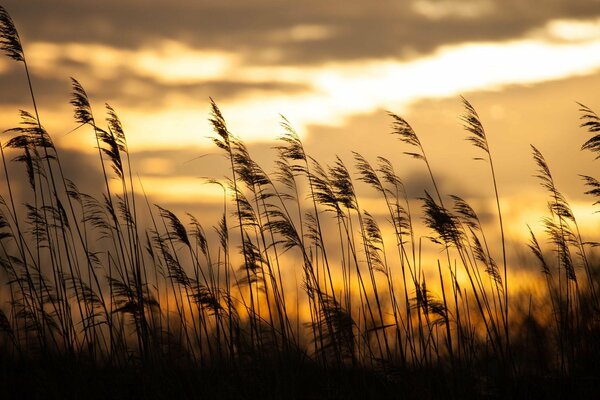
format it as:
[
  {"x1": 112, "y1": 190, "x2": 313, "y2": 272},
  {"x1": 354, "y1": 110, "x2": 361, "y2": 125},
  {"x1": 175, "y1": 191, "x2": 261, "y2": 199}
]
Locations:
[{"x1": 1, "y1": 5, "x2": 600, "y2": 399}]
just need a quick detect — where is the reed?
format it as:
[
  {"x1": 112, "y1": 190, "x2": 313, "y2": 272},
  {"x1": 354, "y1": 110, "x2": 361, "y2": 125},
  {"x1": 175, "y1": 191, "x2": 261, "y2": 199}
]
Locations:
[{"x1": 1, "y1": 5, "x2": 600, "y2": 398}]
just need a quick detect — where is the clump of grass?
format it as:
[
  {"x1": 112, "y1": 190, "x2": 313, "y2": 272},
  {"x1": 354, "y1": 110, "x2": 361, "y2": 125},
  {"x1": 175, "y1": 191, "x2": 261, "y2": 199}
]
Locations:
[{"x1": 1, "y1": 5, "x2": 600, "y2": 398}]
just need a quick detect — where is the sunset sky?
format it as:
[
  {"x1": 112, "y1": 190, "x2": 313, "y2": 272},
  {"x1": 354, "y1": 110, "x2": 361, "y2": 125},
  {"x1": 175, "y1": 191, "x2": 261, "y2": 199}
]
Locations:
[{"x1": 2, "y1": 0, "x2": 600, "y2": 254}]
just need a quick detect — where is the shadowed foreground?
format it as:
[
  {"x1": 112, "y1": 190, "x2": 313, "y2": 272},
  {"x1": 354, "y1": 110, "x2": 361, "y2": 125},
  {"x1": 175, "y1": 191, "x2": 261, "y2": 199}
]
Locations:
[{"x1": 3, "y1": 355, "x2": 600, "y2": 399}]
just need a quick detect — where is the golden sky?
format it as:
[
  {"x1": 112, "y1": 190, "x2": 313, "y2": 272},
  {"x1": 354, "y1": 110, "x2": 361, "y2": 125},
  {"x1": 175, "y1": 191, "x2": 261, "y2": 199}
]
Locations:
[{"x1": 2, "y1": 0, "x2": 600, "y2": 258}]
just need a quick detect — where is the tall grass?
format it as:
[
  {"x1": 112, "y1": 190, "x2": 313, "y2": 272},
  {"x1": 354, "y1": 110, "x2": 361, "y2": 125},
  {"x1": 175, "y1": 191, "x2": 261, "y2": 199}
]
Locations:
[{"x1": 1, "y1": 5, "x2": 600, "y2": 398}]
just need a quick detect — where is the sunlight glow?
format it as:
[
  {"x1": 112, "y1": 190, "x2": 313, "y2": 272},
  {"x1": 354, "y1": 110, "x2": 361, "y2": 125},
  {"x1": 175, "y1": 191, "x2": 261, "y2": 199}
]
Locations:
[
  {"x1": 272, "y1": 24, "x2": 336, "y2": 42},
  {"x1": 211, "y1": 37, "x2": 600, "y2": 142},
  {"x1": 135, "y1": 41, "x2": 238, "y2": 83},
  {"x1": 137, "y1": 157, "x2": 176, "y2": 176},
  {"x1": 111, "y1": 176, "x2": 227, "y2": 204},
  {"x1": 27, "y1": 41, "x2": 239, "y2": 84},
  {"x1": 18, "y1": 16, "x2": 600, "y2": 153},
  {"x1": 411, "y1": 0, "x2": 495, "y2": 20},
  {"x1": 547, "y1": 18, "x2": 600, "y2": 42}
]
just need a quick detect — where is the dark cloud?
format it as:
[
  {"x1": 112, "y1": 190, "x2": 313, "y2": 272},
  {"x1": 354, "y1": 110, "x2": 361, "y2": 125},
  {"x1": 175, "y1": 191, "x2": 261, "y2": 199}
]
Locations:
[
  {"x1": 55, "y1": 148, "x2": 106, "y2": 193},
  {"x1": 0, "y1": 145, "x2": 105, "y2": 206},
  {"x1": 0, "y1": 62, "x2": 308, "y2": 115},
  {"x1": 3, "y1": 0, "x2": 600, "y2": 66},
  {"x1": 0, "y1": 65, "x2": 44, "y2": 106}
]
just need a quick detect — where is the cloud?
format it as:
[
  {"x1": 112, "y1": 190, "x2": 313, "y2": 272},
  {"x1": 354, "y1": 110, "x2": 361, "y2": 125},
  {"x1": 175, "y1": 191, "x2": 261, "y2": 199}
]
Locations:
[
  {"x1": 411, "y1": 0, "x2": 496, "y2": 21},
  {"x1": 543, "y1": 17, "x2": 600, "y2": 42},
  {"x1": 0, "y1": 145, "x2": 106, "y2": 206},
  {"x1": 2, "y1": 0, "x2": 600, "y2": 155},
  {"x1": 4, "y1": 29, "x2": 600, "y2": 156},
  {"x1": 0, "y1": 55, "x2": 308, "y2": 117},
  {"x1": 4, "y1": 0, "x2": 600, "y2": 66}
]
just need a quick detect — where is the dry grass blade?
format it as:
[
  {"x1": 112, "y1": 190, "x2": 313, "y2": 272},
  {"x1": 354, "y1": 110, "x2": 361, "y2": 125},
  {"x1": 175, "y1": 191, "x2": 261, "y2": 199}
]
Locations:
[
  {"x1": 105, "y1": 104, "x2": 127, "y2": 151},
  {"x1": 70, "y1": 78, "x2": 93, "y2": 125},
  {"x1": 353, "y1": 152, "x2": 383, "y2": 192},
  {"x1": 388, "y1": 111, "x2": 424, "y2": 160},
  {"x1": 532, "y1": 145, "x2": 575, "y2": 223},
  {"x1": 363, "y1": 210, "x2": 385, "y2": 273},
  {"x1": 191, "y1": 284, "x2": 221, "y2": 315},
  {"x1": 209, "y1": 98, "x2": 232, "y2": 152},
  {"x1": 265, "y1": 209, "x2": 303, "y2": 252},
  {"x1": 277, "y1": 115, "x2": 306, "y2": 161},
  {"x1": 0, "y1": 5, "x2": 23, "y2": 62},
  {"x1": 581, "y1": 175, "x2": 600, "y2": 206},
  {"x1": 157, "y1": 205, "x2": 190, "y2": 247},
  {"x1": 450, "y1": 195, "x2": 480, "y2": 231},
  {"x1": 329, "y1": 157, "x2": 356, "y2": 210},
  {"x1": 421, "y1": 191, "x2": 461, "y2": 245},
  {"x1": 543, "y1": 217, "x2": 577, "y2": 282},
  {"x1": 461, "y1": 96, "x2": 489, "y2": 155},
  {"x1": 531, "y1": 145, "x2": 554, "y2": 189},
  {"x1": 579, "y1": 103, "x2": 600, "y2": 157},
  {"x1": 97, "y1": 126, "x2": 124, "y2": 179},
  {"x1": 527, "y1": 225, "x2": 550, "y2": 276},
  {"x1": 5, "y1": 110, "x2": 53, "y2": 149}
]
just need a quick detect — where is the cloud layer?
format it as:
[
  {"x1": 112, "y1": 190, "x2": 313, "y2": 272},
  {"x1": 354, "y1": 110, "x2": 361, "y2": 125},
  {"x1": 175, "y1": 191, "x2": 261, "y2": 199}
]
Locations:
[{"x1": 5, "y1": 0, "x2": 600, "y2": 64}]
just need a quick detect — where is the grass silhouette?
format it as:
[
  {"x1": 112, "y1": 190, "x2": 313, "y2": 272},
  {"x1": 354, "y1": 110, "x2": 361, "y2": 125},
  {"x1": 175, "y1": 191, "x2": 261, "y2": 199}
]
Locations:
[{"x1": 1, "y1": 4, "x2": 600, "y2": 399}]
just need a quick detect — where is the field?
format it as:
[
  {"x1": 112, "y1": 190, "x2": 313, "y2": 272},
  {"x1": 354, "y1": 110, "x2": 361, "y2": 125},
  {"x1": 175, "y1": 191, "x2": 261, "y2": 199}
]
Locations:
[{"x1": 1, "y1": 5, "x2": 600, "y2": 399}]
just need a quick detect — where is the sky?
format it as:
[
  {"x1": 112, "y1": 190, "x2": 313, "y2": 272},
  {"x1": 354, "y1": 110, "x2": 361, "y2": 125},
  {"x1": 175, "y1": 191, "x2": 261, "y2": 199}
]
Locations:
[{"x1": 2, "y1": 0, "x2": 600, "y2": 258}]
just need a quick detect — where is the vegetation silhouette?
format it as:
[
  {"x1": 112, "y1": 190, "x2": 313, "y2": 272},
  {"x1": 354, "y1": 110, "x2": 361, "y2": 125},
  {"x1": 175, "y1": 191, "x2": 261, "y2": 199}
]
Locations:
[{"x1": 0, "y1": 4, "x2": 600, "y2": 399}]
